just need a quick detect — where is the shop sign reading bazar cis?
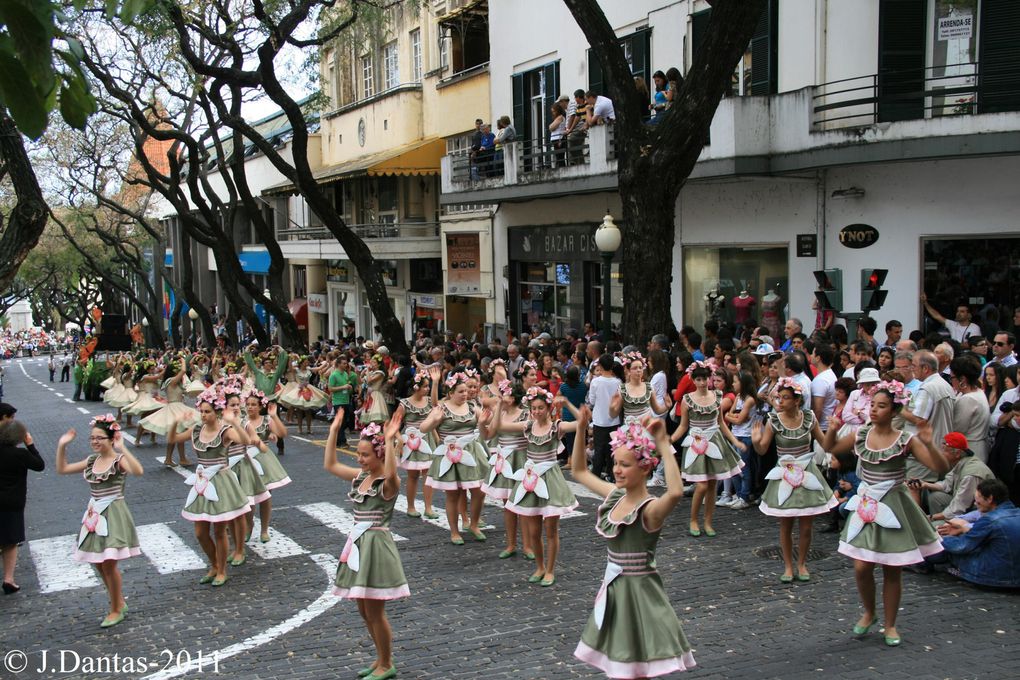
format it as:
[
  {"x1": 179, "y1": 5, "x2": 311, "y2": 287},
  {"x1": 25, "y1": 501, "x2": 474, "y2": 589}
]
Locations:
[{"x1": 838, "y1": 224, "x2": 879, "y2": 249}]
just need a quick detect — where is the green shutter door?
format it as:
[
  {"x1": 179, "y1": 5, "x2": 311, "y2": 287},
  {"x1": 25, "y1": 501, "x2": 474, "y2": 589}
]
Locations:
[
  {"x1": 587, "y1": 48, "x2": 604, "y2": 96},
  {"x1": 691, "y1": 9, "x2": 711, "y2": 66},
  {"x1": 511, "y1": 72, "x2": 525, "y2": 138},
  {"x1": 749, "y1": 0, "x2": 778, "y2": 95},
  {"x1": 877, "y1": 0, "x2": 926, "y2": 122},
  {"x1": 979, "y1": 0, "x2": 1020, "y2": 114}
]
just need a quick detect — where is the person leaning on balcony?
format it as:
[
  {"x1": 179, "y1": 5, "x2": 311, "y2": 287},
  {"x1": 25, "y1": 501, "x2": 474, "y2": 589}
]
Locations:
[
  {"x1": 477, "y1": 124, "x2": 496, "y2": 178},
  {"x1": 566, "y1": 89, "x2": 588, "y2": 166},
  {"x1": 493, "y1": 115, "x2": 515, "y2": 176},
  {"x1": 665, "y1": 66, "x2": 683, "y2": 109},
  {"x1": 549, "y1": 99, "x2": 567, "y2": 167},
  {"x1": 585, "y1": 90, "x2": 615, "y2": 126}
]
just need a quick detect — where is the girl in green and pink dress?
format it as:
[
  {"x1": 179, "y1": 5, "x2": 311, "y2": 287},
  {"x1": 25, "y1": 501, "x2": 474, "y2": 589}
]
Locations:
[
  {"x1": 497, "y1": 387, "x2": 580, "y2": 585},
  {"x1": 751, "y1": 377, "x2": 837, "y2": 583},
  {"x1": 393, "y1": 369, "x2": 438, "y2": 519},
  {"x1": 56, "y1": 414, "x2": 145, "y2": 628},
  {"x1": 324, "y1": 411, "x2": 408, "y2": 680},
  {"x1": 670, "y1": 361, "x2": 746, "y2": 537},
  {"x1": 570, "y1": 406, "x2": 696, "y2": 678},
  {"x1": 420, "y1": 369, "x2": 490, "y2": 544},
  {"x1": 823, "y1": 381, "x2": 948, "y2": 647}
]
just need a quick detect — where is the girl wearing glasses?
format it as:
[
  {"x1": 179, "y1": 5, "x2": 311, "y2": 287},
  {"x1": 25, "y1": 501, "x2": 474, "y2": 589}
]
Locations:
[{"x1": 56, "y1": 414, "x2": 144, "y2": 628}]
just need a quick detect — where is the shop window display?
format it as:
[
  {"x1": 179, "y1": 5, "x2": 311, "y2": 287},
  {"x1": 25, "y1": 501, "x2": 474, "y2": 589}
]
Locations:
[
  {"x1": 683, "y1": 245, "x2": 787, "y2": 336},
  {"x1": 922, "y1": 236, "x2": 1020, "y2": 338}
]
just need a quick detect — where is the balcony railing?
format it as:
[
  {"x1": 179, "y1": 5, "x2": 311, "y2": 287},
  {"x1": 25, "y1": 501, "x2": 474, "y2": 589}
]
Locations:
[
  {"x1": 277, "y1": 222, "x2": 440, "y2": 241},
  {"x1": 812, "y1": 62, "x2": 1020, "y2": 130},
  {"x1": 443, "y1": 124, "x2": 615, "y2": 193}
]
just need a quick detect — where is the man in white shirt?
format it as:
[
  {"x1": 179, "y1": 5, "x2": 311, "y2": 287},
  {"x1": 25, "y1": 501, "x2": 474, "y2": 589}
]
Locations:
[
  {"x1": 585, "y1": 354, "x2": 621, "y2": 482},
  {"x1": 784, "y1": 351, "x2": 813, "y2": 411},
  {"x1": 989, "y1": 332, "x2": 1017, "y2": 368},
  {"x1": 585, "y1": 91, "x2": 615, "y2": 125},
  {"x1": 506, "y1": 343, "x2": 524, "y2": 376},
  {"x1": 921, "y1": 293, "x2": 981, "y2": 346},
  {"x1": 810, "y1": 345, "x2": 838, "y2": 429},
  {"x1": 903, "y1": 350, "x2": 955, "y2": 482}
]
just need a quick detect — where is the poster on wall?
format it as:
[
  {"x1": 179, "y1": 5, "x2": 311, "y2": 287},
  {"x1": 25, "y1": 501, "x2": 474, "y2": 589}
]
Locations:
[{"x1": 447, "y1": 233, "x2": 481, "y2": 294}]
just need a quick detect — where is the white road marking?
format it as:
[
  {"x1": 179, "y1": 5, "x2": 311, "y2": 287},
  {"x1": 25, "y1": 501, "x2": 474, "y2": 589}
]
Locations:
[
  {"x1": 28, "y1": 535, "x2": 102, "y2": 593},
  {"x1": 565, "y1": 480, "x2": 605, "y2": 501},
  {"x1": 64, "y1": 399, "x2": 74, "y2": 404},
  {"x1": 77, "y1": 407, "x2": 89, "y2": 414},
  {"x1": 55, "y1": 392, "x2": 63, "y2": 397},
  {"x1": 134, "y1": 523, "x2": 207, "y2": 574},
  {"x1": 247, "y1": 517, "x2": 309, "y2": 560},
  {"x1": 121, "y1": 432, "x2": 136, "y2": 444},
  {"x1": 393, "y1": 495, "x2": 494, "y2": 532},
  {"x1": 141, "y1": 553, "x2": 340, "y2": 680},
  {"x1": 295, "y1": 502, "x2": 407, "y2": 542},
  {"x1": 154, "y1": 456, "x2": 190, "y2": 479}
]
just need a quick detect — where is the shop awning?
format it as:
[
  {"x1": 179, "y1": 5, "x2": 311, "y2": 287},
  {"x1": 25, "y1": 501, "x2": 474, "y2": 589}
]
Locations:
[
  {"x1": 262, "y1": 138, "x2": 444, "y2": 195},
  {"x1": 288, "y1": 298, "x2": 308, "y2": 330},
  {"x1": 238, "y1": 250, "x2": 271, "y2": 274}
]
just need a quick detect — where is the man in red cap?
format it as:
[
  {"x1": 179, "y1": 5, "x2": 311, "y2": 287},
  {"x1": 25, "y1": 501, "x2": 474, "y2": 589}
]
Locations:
[{"x1": 916, "y1": 432, "x2": 995, "y2": 523}]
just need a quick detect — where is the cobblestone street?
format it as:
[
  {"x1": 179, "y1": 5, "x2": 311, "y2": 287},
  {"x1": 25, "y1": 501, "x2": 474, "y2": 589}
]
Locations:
[{"x1": 2, "y1": 357, "x2": 1018, "y2": 679}]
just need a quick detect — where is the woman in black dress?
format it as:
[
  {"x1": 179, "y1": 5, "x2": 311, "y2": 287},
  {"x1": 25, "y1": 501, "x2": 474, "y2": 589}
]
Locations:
[{"x1": 0, "y1": 417, "x2": 45, "y2": 594}]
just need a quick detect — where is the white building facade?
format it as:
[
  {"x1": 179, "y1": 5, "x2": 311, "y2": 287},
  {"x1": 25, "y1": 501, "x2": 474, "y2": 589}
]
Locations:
[{"x1": 441, "y1": 0, "x2": 1020, "y2": 340}]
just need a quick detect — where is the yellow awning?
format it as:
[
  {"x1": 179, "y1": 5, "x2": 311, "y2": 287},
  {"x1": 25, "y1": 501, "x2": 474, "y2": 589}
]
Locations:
[{"x1": 261, "y1": 138, "x2": 444, "y2": 195}]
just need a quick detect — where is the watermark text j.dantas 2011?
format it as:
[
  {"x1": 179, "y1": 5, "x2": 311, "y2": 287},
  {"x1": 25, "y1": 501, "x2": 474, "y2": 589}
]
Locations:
[{"x1": 3, "y1": 648, "x2": 221, "y2": 675}]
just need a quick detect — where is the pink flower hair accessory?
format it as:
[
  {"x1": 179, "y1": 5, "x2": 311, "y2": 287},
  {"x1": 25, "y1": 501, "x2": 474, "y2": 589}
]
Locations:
[
  {"x1": 685, "y1": 360, "x2": 711, "y2": 376},
  {"x1": 360, "y1": 422, "x2": 385, "y2": 458},
  {"x1": 622, "y1": 351, "x2": 646, "y2": 368},
  {"x1": 497, "y1": 379, "x2": 514, "y2": 398},
  {"x1": 874, "y1": 380, "x2": 910, "y2": 406},
  {"x1": 196, "y1": 387, "x2": 227, "y2": 411},
  {"x1": 444, "y1": 371, "x2": 471, "y2": 389},
  {"x1": 90, "y1": 414, "x2": 122, "y2": 432},
  {"x1": 488, "y1": 358, "x2": 507, "y2": 373},
  {"x1": 776, "y1": 377, "x2": 806, "y2": 397},
  {"x1": 520, "y1": 360, "x2": 538, "y2": 374},
  {"x1": 412, "y1": 371, "x2": 430, "y2": 389},
  {"x1": 609, "y1": 422, "x2": 660, "y2": 470},
  {"x1": 524, "y1": 386, "x2": 553, "y2": 404},
  {"x1": 243, "y1": 389, "x2": 268, "y2": 406}
]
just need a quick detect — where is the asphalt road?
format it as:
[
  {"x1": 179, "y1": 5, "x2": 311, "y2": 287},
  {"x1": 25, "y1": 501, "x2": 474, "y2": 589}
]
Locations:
[{"x1": 1, "y1": 356, "x2": 1017, "y2": 679}]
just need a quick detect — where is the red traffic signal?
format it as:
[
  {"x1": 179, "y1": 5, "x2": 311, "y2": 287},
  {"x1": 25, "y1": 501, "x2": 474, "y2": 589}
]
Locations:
[{"x1": 860, "y1": 269, "x2": 889, "y2": 310}]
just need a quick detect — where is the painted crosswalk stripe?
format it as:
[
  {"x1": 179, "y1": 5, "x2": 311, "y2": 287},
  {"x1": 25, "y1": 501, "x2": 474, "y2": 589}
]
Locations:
[
  {"x1": 295, "y1": 502, "x2": 407, "y2": 542},
  {"x1": 393, "y1": 495, "x2": 494, "y2": 532},
  {"x1": 565, "y1": 480, "x2": 605, "y2": 501},
  {"x1": 28, "y1": 535, "x2": 101, "y2": 593},
  {"x1": 155, "y1": 457, "x2": 190, "y2": 479},
  {"x1": 64, "y1": 398, "x2": 74, "y2": 404},
  {"x1": 134, "y1": 523, "x2": 207, "y2": 574},
  {"x1": 55, "y1": 392, "x2": 63, "y2": 397},
  {"x1": 77, "y1": 407, "x2": 89, "y2": 414},
  {"x1": 248, "y1": 517, "x2": 309, "y2": 560}
]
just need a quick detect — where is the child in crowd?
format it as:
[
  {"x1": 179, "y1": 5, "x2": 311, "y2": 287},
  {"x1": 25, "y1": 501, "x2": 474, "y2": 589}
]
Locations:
[{"x1": 821, "y1": 450, "x2": 860, "y2": 533}]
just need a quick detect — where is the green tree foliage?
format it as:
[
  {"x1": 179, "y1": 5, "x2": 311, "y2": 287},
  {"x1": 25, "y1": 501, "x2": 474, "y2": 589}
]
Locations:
[{"x1": 0, "y1": 0, "x2": 155, "y2": 138}]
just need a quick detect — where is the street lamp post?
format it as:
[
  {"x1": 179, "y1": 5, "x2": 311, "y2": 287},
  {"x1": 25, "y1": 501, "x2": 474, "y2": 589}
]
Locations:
[
  {"x1": 263, "y1": 289, "x2": 273, "y2": 344},
  {"x1": 593, "y1": 212, "x2": 621, "y2": 343},
  {"x1": 188, "y1": 307, "x2": 199, "y2": 351},
  {"x1": 141, "y1": 317, "x2": 149, "y2": 348}
]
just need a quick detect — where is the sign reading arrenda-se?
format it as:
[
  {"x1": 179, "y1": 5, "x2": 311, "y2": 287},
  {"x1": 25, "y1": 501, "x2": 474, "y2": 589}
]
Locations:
[{"x1": 839, "y1": 224, "x2": 879, "y2": 249}]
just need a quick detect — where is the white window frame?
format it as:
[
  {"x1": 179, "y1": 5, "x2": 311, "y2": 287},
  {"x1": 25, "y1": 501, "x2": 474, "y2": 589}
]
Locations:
[
  {"x1": 361, "y1": 54, "x2": 374, "y2": 99},
  {"x1": 410, "y1": 29, "x2": 422, "y2": 82},
  {"x1": 383, "y1": 41, "x2": 399, "y2": 90}
]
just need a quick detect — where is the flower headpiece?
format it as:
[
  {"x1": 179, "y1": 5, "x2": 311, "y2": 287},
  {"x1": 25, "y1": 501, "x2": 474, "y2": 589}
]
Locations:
[
  {"x1": 196, "y1": 387, "x2": 227, "y2": 411},
  {"x1": 224, "y1": 361, "x2": 238, "y2": 372},
  {"x1": 776, "y1": 376, "x2": 805, "y2": 397},
  {"x1": 874, "y1": 380, "x2": 911, "y2": 406},
  {"x1": 685, "y1": 359, "x2": 711, "y2": 375},
  {"x1": 90, "y1": 413, "x2": 122, "y2": 433},
  {"x1": 609, "y1": 421, "x2": 660, "y2": 470},
  {"x1": 520, "y1": 360, "x2": 538, "y2": 374},
  {"x1": 488, "y1": 358, "x2": 507, "y2": 373},
  {"x1": 243, "y1": 389, "x2": 268, "y2": 406},
  {"x1": 360, "y1": 422, "x2": 385, "y2": 458},
  {"x1": 497, "y1": 379, "x2": 514, "y2": 398},
  {"x1": 221, "y1": 380, "x2": 243, "y2": 400},
  {"x1": 622, "y1": 350, "x2": 646, "y2": 368},
  {"x1": 412, "y1": 371, "x2": 430, "y2": 389},
  {"x1": 524, "y1": 386, "x2": 553, "y2": 404},
  {"x1": 445, "y1": 371, "x2": 471, "y2": 389},
  {"x1": 463, "y1": 367, "x2": 479, "y2": 379}
]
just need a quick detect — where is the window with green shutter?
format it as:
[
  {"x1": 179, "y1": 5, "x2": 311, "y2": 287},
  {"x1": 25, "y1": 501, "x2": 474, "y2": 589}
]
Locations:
[
  {"x1": 978, "y1": 0, "x2": 1020, "y2": 114},
  {"x1": 877, "y1": 0, "x2": 927, "y2": 122}
]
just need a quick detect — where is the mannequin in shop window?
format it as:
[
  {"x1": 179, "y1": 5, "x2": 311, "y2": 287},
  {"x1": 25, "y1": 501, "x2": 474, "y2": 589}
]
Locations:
[
  {"x1": 705, "y1": 288, "x2": 725, "y2": 324},
  {"x1": 762, "y1": 289, "x2": 783, "y2": 340},
  {"x1": 731, "y1": 290, "x2": 757, "y2": 333}
]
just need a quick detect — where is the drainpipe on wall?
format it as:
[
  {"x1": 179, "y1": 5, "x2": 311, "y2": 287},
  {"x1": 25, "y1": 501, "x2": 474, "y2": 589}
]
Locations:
[{"x1": 816, "y1": 168, "x2": 827, "y2": 271}]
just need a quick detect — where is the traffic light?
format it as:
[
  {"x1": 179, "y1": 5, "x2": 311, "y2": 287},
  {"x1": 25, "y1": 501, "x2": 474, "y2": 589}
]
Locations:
[
  {"x1": 813, "y1": 268, "x2": 843, "y2": 312},
  {"x1": 861, "y1": 268, "x2": 889, "y2": 311}
]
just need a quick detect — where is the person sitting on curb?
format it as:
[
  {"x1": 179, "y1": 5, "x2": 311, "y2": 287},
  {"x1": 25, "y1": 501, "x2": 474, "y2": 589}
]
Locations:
[
  {"x1": 917, "y1": 432, "x2": 995, "y2": 523},
  {"x1": 925, "y1": 479, "x2": 1020, "y2": 588}
]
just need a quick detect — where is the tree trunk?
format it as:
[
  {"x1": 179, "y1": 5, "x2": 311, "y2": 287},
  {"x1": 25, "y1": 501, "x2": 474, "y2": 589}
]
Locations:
[
  {"x1": 618, "y1": 175, "x2": 680, "y2": 343},
  {"x1": 0, "y1": 110, "x2": 49, "y2": 291}
]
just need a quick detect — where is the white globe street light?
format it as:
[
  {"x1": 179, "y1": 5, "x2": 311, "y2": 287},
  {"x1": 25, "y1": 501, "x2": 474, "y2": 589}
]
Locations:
[{"x1": 594, "y1": 213, "x2": 621, "y2": 341}]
